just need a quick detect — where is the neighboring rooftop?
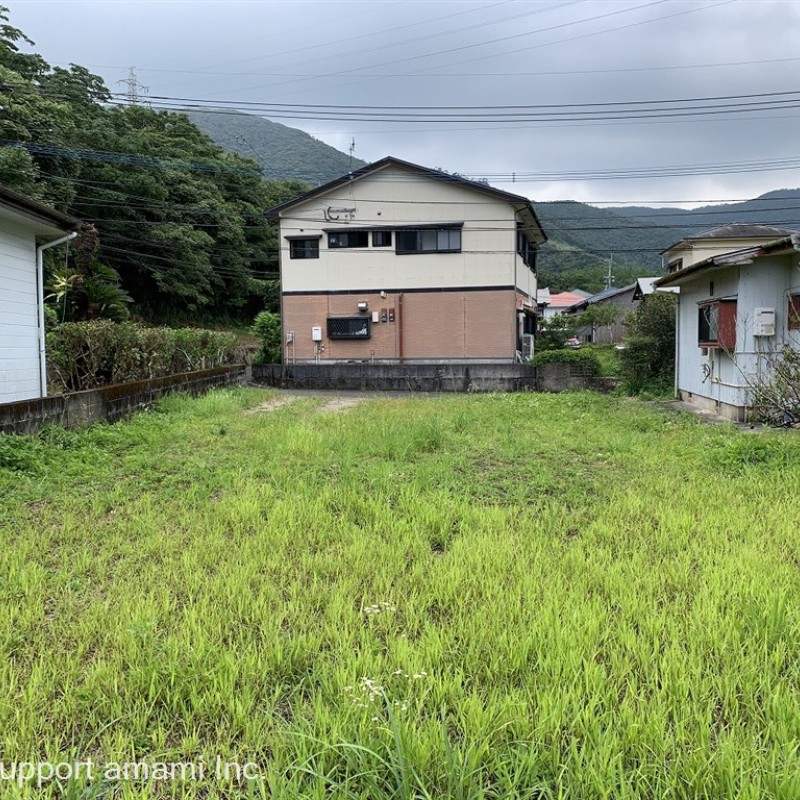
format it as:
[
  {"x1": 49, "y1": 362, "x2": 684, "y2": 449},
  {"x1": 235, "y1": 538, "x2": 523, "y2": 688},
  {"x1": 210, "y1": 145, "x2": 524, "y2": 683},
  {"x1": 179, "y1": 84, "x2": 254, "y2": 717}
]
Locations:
[
  {"x1": 688, "y1": 223, "x2": 798, "y2": 240},
  {"x1": 656, "y1": 233, "x2": 800, "y2": 287},
  {"x1": 545, "y1": 290, "x2": 592, "y2": 308},
  {"x1": 662, "y1": 223, "x2": 799, "y2": 254}
]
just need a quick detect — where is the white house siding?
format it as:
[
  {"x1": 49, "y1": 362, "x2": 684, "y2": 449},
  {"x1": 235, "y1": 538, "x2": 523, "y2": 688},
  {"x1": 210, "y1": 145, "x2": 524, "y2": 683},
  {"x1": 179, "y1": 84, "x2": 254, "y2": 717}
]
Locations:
[
  {"x1": 0, "y1": 218, "x2": 40, "y2": 404},
  {"x1": 675, "y1": 255, "x2": 799, "y2": 419}
]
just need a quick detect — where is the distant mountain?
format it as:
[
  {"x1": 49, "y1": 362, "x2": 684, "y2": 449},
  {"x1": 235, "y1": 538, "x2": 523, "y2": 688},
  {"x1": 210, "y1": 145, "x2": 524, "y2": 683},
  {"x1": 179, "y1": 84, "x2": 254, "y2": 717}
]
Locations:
[
  {"x1": 183, "y1": 109, "x2": 366, "y2": 185},
  {"x1": 178, "y1": 109, "x2": 800, "y2": 294},
  {"x1": 532, "y1": 200, "x2": 686, "y2": 294},
  {"x1": 615, "y1": 189, "x2": 800, "y2": 234},
  {"x1": 532, "y1": 190, "x2": 800, "y2": 294}
]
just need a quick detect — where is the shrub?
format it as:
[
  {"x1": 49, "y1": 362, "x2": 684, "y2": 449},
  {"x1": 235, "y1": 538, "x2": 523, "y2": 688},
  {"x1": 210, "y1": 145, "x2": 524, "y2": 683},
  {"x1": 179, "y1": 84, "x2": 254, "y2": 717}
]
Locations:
[
  {"x1": 620, "y1": 293, "x2": 676, "y2": 394},
  {"x1": 47, "y1": 321, "x2": 239, "y2": 392},
  {"x1": 531, "y1": 348, "x2": 600, "y2": 376},
  {"x1": 252, "y1": 310, "x2": 282, "y2": 364},
  {"x1": 535, "y1": 313, "x2": 578, "y2": 351},
  {"x1": 751, "y1": 346, "x2": 800, "y2": 426}
]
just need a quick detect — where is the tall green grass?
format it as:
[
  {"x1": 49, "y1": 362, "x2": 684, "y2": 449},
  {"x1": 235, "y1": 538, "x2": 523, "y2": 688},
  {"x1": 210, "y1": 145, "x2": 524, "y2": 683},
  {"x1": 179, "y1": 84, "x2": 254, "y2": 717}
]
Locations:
[{"x1": 1, "y1": 389, "x2": 800, "y2": 798}]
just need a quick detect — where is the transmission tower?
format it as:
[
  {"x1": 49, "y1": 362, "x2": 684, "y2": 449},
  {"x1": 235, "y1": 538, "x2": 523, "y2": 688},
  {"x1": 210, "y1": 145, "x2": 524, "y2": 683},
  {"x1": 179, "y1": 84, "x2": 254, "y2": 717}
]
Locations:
[{"x1": 117, "y1": 67, "x2": 149, "y2": 105}]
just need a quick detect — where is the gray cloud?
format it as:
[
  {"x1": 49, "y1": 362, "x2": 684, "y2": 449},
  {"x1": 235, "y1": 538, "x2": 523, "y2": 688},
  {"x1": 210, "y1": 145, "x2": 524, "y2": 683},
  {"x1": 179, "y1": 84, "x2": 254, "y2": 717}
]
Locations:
[{"x1": 11, "y1": 0, "x2": 800, "y2": 206}]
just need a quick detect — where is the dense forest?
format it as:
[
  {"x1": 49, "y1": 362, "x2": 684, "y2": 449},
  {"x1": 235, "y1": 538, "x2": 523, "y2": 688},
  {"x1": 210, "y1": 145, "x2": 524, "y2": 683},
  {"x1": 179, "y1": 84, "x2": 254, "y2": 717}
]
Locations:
[{"x1": 0, "y1": 7, "x2": 307, "y2": 322}]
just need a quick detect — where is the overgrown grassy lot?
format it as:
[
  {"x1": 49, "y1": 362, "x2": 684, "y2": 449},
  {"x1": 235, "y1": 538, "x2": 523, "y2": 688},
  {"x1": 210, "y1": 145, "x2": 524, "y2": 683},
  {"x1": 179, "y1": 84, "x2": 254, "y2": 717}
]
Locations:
[{"x1": 2, "y1": 389, "x2": 800, "y2": 799}]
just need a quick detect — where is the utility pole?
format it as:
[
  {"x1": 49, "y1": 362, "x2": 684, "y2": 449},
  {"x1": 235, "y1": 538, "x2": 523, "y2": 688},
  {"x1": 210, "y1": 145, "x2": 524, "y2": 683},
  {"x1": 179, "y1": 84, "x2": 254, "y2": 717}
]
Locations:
[
  {"x1": 117, "y1": 67, "x2": 149, "y2": 105},
  {"x1": 348, "y1": 137, "x2": 356, "y2": 170},
  {"x1": 604, "y1": 253, "x2": 615, "y2": 290}
]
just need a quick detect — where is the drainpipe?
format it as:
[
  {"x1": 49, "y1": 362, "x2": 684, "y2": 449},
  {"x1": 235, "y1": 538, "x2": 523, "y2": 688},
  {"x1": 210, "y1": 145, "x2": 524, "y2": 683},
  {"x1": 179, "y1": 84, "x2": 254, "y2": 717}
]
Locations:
[
  {"x1": 36, "y1": 231, "x2": 78, "y2": 397},
  {"x1": 398, "y1": 293, "x2": 404, "y2": 364}
]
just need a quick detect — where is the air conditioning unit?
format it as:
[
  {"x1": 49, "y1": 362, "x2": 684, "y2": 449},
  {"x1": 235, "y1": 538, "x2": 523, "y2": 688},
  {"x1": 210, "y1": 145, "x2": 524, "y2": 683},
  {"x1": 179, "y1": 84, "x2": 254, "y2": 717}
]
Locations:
[
  {"x1": 753, "y1": 307, "x2": 776, "y2": 337},
  {"x1": 522, "y1": 333, "x2": 534, "y2": 359}
]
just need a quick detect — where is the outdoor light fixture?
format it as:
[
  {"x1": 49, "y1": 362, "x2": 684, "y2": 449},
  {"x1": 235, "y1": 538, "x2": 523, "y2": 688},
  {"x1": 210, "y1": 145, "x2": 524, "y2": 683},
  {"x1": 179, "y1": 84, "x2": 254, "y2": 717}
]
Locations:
[{"x1": 357, "y1": 301, "x2": 369, "y2": 312}]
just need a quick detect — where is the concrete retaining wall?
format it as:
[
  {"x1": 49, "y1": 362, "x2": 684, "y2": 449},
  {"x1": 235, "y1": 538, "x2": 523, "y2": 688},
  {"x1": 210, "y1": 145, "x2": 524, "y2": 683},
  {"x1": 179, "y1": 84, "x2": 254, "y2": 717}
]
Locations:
[
  {"x1": 253, "y1": 363, "x2": 621, "y2": 394},
  {"x1": 1, "y1": 365, "x2": 248, "y2": 436}
]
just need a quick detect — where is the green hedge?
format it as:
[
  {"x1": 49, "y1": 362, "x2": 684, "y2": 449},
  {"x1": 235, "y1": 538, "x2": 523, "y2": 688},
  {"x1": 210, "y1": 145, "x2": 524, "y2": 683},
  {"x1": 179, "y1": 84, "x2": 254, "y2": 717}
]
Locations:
[
  {"x1": 47, "y1": 321, "x2": 240, "y2": 392},
  {"x1": 531, "y1": 348, "x2": 600, "y2": 376}
]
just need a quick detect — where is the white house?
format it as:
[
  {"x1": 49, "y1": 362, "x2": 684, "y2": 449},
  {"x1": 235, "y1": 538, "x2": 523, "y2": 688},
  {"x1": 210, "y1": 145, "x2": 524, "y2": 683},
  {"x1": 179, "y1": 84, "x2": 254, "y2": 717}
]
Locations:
[
  {"x1": 656, "y1": 224, "x2": 800, "y2": 421},
  {"x1": 266, "y1": 156, "x2": 547, "y2": 363},
  {"x1": 0, "y1": 186, "x2": 78, "y2": 404}
]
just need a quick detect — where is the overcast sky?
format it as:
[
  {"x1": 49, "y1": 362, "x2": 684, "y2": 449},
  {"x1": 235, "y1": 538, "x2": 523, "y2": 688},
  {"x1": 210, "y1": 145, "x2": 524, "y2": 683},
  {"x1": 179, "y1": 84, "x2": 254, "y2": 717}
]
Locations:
[{"x1": 9, "y1": 0, "x2": 800, "y2": 207}]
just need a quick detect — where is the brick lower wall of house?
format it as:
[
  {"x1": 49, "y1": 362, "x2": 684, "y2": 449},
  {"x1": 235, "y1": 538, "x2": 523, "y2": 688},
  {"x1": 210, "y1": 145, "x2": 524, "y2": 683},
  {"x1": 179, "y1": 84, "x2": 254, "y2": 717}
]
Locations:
[{"x1": 282, "y1": 289, "x2": 518, "y2": 361}]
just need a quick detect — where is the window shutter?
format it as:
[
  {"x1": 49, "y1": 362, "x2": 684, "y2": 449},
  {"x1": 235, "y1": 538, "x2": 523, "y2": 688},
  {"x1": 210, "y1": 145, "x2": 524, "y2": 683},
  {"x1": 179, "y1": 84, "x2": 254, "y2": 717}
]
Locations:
[{"x1": 718, "y1": 300, "x2": 737, "y2": 350}]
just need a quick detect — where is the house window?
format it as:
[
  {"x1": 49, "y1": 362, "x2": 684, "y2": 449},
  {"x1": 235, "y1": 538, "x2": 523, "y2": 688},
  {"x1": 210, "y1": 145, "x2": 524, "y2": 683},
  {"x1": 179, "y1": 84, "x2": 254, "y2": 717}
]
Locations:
[
  {"x1": 396, "y1": 227, "x2": 461, "y2": 254},
  {"x1": 328, "y1": 231, "x2": 368, "y2": 248},
  {"x1": 668, "y1": 259, "x2": 683, "y2": 273},
  {"x1": 372, "y1": 230, "x2": 392, "y2": 247},
  {"x1": 789, "y1": 294, "x2": 800, "y2": 330},
  {"x1": 289, "y1": 238, "x2": 319, "y2": 259},
  {"x1": 698, "y1": 299, "x2": 737, "y2": 349},
  {"x1": 327, "y1": 316, "x2": 371, "y2": 339},
  {"x1": 516, "y1": 229, "x2": 537, "y2": 271}
]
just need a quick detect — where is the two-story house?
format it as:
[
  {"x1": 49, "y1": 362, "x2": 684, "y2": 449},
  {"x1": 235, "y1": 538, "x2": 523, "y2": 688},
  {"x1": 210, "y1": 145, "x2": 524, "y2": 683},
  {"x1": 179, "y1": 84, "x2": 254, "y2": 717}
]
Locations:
[
  {"x1": 266, "y1": 156, "x2": 547, "y2": 363},
  {"x1": 656, "y1": 224, "x2": 800, "y2": 421}
]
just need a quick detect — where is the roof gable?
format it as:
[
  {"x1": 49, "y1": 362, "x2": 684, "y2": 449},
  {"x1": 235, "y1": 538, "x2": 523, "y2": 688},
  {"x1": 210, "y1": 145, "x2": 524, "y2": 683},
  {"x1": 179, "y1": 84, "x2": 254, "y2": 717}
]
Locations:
[{"x1": 265, "y1": 155, "x2": 547, "y2": 242}]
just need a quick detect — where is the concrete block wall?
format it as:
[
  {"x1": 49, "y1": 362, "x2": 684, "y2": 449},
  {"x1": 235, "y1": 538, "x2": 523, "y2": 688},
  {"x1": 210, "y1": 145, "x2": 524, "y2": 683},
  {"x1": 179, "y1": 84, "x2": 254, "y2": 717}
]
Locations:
[{"x1": 0, "y1": 366, "x2": 247, "y2": 436}]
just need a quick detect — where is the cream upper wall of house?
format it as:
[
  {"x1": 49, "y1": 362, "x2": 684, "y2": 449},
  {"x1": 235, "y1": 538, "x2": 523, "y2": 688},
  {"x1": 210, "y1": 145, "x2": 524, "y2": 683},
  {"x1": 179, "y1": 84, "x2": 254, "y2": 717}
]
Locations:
[
  {"x1": 278, "y1": 166, "x2": 533, "y2": 294},
  {"x1": 667, "y1": 237, "x2": 787, "y2": 269}
]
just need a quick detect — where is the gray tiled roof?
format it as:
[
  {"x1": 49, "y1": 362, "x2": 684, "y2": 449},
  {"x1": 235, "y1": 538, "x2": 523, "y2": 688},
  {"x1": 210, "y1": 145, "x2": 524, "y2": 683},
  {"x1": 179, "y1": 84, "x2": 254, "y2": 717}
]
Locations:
[{"x1": 687, "y1": 223, "x2": 798, "y2": 240}]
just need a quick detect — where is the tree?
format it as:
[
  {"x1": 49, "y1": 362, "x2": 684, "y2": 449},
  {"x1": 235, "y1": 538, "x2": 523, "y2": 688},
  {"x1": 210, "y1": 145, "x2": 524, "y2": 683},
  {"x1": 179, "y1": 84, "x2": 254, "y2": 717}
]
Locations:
[
  {"x1": 620, "y1": 293, "x2": 677, "y2": 393},
  {"x1": 47, "y1": 225, "x2": 132, "y2": 322},
  {"x1": 252, "y1": 311, "x2": 282, "y2": 363},
  {"x1": 536, "y1": 313, "x2": 579, "y2": 351}
]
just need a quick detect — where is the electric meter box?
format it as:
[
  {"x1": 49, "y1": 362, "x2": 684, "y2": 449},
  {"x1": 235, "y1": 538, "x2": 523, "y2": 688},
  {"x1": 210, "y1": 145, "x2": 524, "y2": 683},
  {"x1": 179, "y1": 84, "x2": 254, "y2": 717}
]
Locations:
[
  {"x1": 753, "y1": 307, "x2": 776, "y2": 337},
  {"x1": 311, "y1": 326, "x2": 323, "y2": 341}
]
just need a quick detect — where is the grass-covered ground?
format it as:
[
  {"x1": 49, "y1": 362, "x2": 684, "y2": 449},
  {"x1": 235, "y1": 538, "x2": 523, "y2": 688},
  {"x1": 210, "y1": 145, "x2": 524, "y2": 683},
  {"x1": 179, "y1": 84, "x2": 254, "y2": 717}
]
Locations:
[{"x1": 2, "y1": 389, "x2": 800, "y2": 799}]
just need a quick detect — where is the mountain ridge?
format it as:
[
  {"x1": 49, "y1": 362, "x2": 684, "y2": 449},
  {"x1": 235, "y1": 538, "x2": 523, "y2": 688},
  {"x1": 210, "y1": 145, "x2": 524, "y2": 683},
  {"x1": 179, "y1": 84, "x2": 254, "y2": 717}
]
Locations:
[{"x1": 184, "y1": 109, "x2": 800, "y2": 293}]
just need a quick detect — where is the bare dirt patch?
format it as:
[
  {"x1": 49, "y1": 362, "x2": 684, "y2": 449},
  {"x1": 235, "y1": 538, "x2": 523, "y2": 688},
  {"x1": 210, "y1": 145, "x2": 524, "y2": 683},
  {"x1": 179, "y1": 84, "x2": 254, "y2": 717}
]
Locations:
[
  {"x1": 316, "y1": 397, "x2": 365, "y2": 414},
  {"x1": 244, "y1": 396, "x2": 297, "y2": 416}
]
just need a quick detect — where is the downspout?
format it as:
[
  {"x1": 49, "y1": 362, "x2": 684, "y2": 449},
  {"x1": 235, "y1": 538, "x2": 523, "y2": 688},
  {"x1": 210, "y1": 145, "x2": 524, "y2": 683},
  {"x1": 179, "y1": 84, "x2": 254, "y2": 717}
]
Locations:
[
  {"x1": 398, "y1": 293, "x2": 404, "y2": 364},
  {"x1": 36, "y1": 231, "x2": 78, "y2": 398}
]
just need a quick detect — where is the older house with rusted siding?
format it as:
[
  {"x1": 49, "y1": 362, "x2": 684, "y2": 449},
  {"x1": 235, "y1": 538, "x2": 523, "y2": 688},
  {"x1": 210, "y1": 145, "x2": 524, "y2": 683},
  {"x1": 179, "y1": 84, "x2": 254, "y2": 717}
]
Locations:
[
  {"x1": 657, "y1": 225, "x2": 800, "y2": 421},
  {"x1": 266, "y1": 157, "x2": 547, "y2": 363}
]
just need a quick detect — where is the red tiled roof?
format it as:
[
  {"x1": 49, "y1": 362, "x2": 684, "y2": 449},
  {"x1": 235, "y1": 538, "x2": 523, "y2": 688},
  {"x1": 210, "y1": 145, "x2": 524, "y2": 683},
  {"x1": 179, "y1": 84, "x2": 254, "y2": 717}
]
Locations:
[{"x1": 547, "y1": 291, "x2": 589, "y2": 307}]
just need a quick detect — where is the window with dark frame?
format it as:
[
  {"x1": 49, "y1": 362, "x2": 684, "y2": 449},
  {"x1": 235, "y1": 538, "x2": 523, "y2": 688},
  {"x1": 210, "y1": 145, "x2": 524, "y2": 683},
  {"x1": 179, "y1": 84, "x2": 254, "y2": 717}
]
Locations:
[
  {"x1": 516, "y1": 229, "x2": 537, "y2": 270},
  {"x1": 372, "y1": 230, "x2": 392, "y2": 247},
  {"x1": 328, "y1": 231, "x2": 369, "y2": 248},
  {"x1": 789, "y1": 294, "x2": 800, "y2": 331},
  {"x1": 698, "y1": 299, "x2": 737, "y2": 349},
  {"x1": 288, "y1": 238, "x2": 319, "y2": 259},
  {"x1": 395, "y1": 227, "x2": 462, "y2": 254},
  {"x1": 327, "y1": 316, "x2": 371, "y2": 339}
]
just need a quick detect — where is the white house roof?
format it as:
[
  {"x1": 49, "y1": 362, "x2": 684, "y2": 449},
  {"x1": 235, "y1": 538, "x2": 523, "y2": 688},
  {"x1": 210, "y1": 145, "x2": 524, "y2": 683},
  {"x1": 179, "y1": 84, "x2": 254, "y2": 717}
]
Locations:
[{"x1": 0, "y1": 185, "x2": 78, "y2": 236}]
